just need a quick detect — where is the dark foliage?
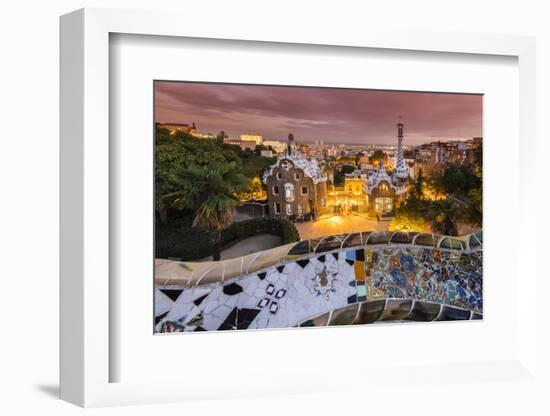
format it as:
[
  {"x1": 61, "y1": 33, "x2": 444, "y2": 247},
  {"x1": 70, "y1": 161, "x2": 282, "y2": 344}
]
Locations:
[
  {"x1": 155, "y1": 222, "x2": 213, "y2": 261},
  {"x1": 156, "y1": 216, "x2": 300, "y2": 261}
]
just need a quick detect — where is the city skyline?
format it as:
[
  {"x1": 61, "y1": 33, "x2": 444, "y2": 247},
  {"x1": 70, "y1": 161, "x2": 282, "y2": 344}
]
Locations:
[{"x1": 155, "y1": 81, "x2": 482, "y2": 145}]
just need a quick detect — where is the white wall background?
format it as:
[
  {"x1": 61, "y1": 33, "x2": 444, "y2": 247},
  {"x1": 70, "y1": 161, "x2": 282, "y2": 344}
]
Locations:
[{"x1": 0, "y1": 0, "x2": 548, "y2": 414}]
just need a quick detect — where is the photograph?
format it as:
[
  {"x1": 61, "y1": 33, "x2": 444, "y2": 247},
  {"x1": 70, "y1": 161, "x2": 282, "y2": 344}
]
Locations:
[
  {"x1": 153, "y1": 81, "x2": 483, "y2": 333},
  {"x1": 2, "y1": 0, "x2": 545, "y2": 411}
]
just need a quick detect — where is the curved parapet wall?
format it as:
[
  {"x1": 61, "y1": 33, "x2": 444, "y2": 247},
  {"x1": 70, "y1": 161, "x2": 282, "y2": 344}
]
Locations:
[
  {"x1": 298, "y1": 299, "x2": 482, "y2": 329},
  {"x1": 155, "y1": 230, "x2": 483, "y2": 333}
]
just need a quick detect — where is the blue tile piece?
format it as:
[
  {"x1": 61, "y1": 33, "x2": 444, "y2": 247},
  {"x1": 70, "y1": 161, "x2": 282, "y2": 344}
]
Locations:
[{"x1": 346, "y1": 250, "x2": 356, "y2": 261}]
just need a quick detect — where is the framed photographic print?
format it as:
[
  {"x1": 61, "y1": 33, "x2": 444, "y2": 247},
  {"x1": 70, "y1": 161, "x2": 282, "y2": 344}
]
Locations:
[
  {"x1": 60, "y1": 7, "x2": 540, "y2": 408},
  {"x1": 152, "y1": 82, "x2": 484, "y2": 334}
]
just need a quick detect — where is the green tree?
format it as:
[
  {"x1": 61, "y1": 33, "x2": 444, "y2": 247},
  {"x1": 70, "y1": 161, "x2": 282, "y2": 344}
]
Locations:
[
  {"x1": 443, "y1": 164, "x2": 480, "y2": 196},
  {"x1": 393, "y1": 186, "x2": 428, "y2": 232},
  {"x1": 430, "y1": 200, "x2": 459, "y2": 236},
  {"x1": 464, "y1": 188, "x2": 482, "y2": 227},
  {"x1": 473, "y1": 145, "x2": 482, "y2": 171},
  {"x1": 369, "y1": 149, "x2": 386, "y2": 165},
  {"x1": 414, "y1": 168, "x2": 425, "y2": 199},
  {"x1": 428, "y1": 170, "x2": 445, "y2": 198},
  {"x1": 174, "y1": 162, "x2": 248, "y2": 261},
  {"x1": 333, "y1": 164, "x2": 356, "y2": 186},
  {"x1": 155, "y1": 127, "x2": 274, "y2": 224}
]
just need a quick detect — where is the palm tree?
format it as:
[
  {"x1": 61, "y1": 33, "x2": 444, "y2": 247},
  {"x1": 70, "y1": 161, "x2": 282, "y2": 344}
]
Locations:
[{"x1": 174, "y1": 162, "x2": 248, "y2": 261}]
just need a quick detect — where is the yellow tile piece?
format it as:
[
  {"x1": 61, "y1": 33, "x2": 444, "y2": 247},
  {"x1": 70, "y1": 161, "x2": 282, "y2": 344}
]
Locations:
[{"x1": 354, "y1": 261, "x2": 365, "y2": 281}]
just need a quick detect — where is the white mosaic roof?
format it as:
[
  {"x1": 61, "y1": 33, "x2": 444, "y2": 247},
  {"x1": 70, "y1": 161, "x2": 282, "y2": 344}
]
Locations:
[
  {"x1": 263, "y1": 150, "x2": 327, "y2": 184},
  {"x1": 367, "y1": 162, "x2": 392, "y2": 189},
  {"x1": 365, "y1": 162, "x2": 404, "y2": 194}
]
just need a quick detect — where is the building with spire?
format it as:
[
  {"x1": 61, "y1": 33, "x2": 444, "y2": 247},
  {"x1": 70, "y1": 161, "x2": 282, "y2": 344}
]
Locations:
[
  {"x1": 365, "y1": 121, "x2": 409, "y2": 215},
  {"x1": 263, "y1": 134, "x2": 328, "y2": 219}
]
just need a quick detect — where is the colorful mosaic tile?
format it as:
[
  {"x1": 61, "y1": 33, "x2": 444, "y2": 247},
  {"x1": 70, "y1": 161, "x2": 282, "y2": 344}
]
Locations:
[{"x1": 155, "y1": 238, "x2": 482, "y2": 332}]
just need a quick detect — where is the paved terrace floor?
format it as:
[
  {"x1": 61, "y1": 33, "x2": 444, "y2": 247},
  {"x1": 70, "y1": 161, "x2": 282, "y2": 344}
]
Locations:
[
  {"x1": 295, "y1": 213, "x2": 391, "y2": 240},
  {"x1": 198, "y1": 214, "x2": 392, "y2": 262},
  {"x1": 199, "y1": 234, "x2": 282, "y2": 262}
]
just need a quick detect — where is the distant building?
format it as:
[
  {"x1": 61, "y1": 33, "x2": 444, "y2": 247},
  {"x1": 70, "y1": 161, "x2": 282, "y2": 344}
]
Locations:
[
  {"x1": 240, "y1": 134, "x2": 263, "y2": 145},
  {"x1": 358, "y1": 154, "x2": 372, "y2": 168},
  {"x1": 388, "y1": 155, "x2": 415, "y2": 178},
  {"x1": 223, "y1": 138, "x2": 257, "y2": 151},
  {"x1": 192, "y1": 132, "x2": 217, "y2": 140},
  {"x1": 260, "y1": 149, "x2": 274, "y2": 158},
  {"x1": 156, "y1": 122, "x2": 192, "y2": 135},
  {"x1": 262, "y1": 140, "x2": 287, "y2": 154},
  {"x1": 414, "y1": 137, "x2": 482, "y2": 175},
  {"x1": 343, "y1": 170, "x2": 368, "y2": 211},
  {"x1": 326, "y1": 146, "x2": 339, "y2": 158},
  {"x1": 359, "y1": 163, "x2": 377, "y2": 175},
  {"x1": 156, "y1": 122, "x2": 216, "y2": 139},
  {"x1": 299, "y1": 143, "x2": 314, "y2": 157},
  {"x1": 263, "y1": 134, "x2": 328, "y2": 219}
]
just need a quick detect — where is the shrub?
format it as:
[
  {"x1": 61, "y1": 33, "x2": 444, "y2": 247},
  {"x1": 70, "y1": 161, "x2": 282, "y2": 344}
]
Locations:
[
  {"x1": 156, "y1": 217, "x2": 300, "y2": 261},
  {"x1": 389, "y1": 211, "x2": 426, "y2": 233},
  {"x1": 222, "y1": 217, "x2": 300, "y2": 245},
  {"x1": 155, "y1": 224, "x2": 212, "y2": 261}
]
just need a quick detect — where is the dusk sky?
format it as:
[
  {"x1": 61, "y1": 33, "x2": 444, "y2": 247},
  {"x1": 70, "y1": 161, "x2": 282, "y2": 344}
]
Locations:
[{"x1": 155, "y1": 81, "x2": 482, "y2": 145}]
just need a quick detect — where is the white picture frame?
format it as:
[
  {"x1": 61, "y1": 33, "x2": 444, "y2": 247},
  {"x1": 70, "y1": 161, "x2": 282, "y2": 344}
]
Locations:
[{"x1": 60, "y1": 8, "x2": 539, "y2": 408}]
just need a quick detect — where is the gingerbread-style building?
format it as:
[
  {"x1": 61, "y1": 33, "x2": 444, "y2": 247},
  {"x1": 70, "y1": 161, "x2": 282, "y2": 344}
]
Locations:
[{"x1": 263, "y1": 134, "x2": 328, "y2": 219}]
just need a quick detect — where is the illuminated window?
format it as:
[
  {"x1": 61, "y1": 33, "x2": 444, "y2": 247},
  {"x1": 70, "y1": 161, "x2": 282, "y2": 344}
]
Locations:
[
  {"x1": 321, "y1": 198, "x2": 326, "y2": 207},
  {"x1": 286, "y1": 203, "x2": 292, "y2": 215},
  {"x1": 284, "y1": 183, "x2": 295, "y2": 201},
  {"x1": 297, "y1": 204, "x2": 303, "y2": 215}
]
